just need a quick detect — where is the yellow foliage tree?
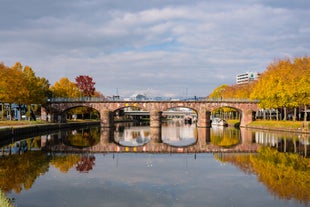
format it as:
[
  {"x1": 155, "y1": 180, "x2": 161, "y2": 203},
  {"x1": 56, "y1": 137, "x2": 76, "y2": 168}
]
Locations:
[
  {"x1": 251, "y1": 57, "x2": 310, "y2": 120},
  {"x1": 50, "y1": 77, "x2": 80, "y2": 98}
]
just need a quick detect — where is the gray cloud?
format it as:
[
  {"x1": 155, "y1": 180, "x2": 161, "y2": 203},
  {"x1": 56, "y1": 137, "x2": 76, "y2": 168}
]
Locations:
[{"x1": 1, "y1": 0, "x2": 309, "y2": 97}]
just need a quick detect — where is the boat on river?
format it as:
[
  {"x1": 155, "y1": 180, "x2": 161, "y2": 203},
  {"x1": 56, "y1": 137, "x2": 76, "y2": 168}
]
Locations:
[{"x1": 211, "y1": 118, "x2": 228, "y2": 127}]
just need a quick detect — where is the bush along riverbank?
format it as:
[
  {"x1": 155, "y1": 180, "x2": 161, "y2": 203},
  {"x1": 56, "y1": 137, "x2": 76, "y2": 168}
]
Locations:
[{"x1": 246, "y1": 120, "x2": 310, "y2": 133}]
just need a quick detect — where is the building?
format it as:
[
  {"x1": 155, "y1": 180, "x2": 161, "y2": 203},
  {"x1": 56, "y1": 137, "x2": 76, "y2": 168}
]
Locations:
[{"x1": 236, "y1": 72, "x2": 260, "y2": 84}]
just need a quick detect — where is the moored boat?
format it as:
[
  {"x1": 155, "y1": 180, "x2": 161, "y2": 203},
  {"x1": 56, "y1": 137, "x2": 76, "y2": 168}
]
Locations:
[{"x1": 211, "y1": 118, "x2": 228, "y2": 127}]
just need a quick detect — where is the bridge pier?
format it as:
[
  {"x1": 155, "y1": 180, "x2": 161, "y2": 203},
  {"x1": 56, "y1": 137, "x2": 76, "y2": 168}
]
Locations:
[
  {"x1": 197, "y1": 127, "x2": 211, "y2": 145},
  {"x1": 240, "y1": 109, "x2": 255, "y2": 127},
  {"x1": 100, "y1": 110, "x2": 114, "y2": 128},
  {"x1": 48, "y1": 113, "x2": 66, "y2": 123},
  {"x1": 41, "y1": 107, "x2": 49, "y2": 122},
  {"x1": 197, "y1": 110, "x2": 211, "y2": 128},
  {"x1": 150, "y1": 111, "x2": 162, "y2": 128},
  {"x1": 100, "y1": 127, "x2": 113, "y2": 144},
  {"x1": 150, "y1": 127, "x2": 162, "y2": 143}
]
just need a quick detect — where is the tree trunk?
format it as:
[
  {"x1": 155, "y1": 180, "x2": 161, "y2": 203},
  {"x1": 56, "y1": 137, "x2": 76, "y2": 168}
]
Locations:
[
  {"x1": 269, "y1": 110, "x2": 272, "y2": 120},
  {"x1": 304, "y1": 105, "x2": 308, "y2": 122},
  {"x1": 1, "y1": 103, "x2": 4, "y2": 121},
  {"x1": 293, "y1": 107, "x2": 297, "y2": 121},
  {"x1": 283, "y1": 107, "x2": 287, "y2": 121},
  {"x1": 9, "y1": 104, "x2": 12, "y2": 120}
]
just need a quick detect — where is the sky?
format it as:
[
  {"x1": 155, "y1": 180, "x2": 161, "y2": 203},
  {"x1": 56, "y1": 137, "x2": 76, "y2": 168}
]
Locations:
[{"x1": 1, "y1": 0, "x2": 310, "y2": 98}]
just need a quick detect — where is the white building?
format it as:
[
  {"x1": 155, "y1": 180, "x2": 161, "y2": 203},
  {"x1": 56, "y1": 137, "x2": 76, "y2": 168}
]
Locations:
[{"x1": 236, "y1": 72, "x2": 260, "y2": 84}]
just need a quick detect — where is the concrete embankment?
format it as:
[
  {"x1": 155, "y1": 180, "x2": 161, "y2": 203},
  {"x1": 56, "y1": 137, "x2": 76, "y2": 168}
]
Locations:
[{"x1": 0, "y1": 122, "x2": 100, "y2": 144}]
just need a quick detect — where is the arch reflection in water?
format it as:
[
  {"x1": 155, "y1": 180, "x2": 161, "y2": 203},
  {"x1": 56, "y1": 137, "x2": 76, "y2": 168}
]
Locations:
[
  {"x1": 63, "y1": 127, "x2": 101, "y2": 148},
  {"x1": 210, "y1": 126, "x2": 241, "y2": 147},
  {"x1": 161, "y1": 121, "x2": 198, "y2": 147},
  {"x1": 114, "y1": 123, "x2": 151, "y2": 147}
]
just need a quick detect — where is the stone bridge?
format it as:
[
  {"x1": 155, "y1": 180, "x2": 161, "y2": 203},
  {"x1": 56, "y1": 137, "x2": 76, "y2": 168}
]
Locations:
[{"x1": 41, "y1": 99, "x2": 260, "y2": 128}]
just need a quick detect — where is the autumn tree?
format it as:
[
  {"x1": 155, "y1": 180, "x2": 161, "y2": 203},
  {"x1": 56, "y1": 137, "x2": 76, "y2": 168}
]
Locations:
[
  {"x1": 22, "y1": 66, "x2": 51, "y2": 120},
  {"x1": 50, "y1": 77, "x2": 80, "y2": 98},
  {"x1": 208, "y1": 84, "x2": 228, "y2": 100},
  {"x1": 0, "y1": 62, "x2": 50, "y2": 120},
  {"x1": 23, "y1": 66, "x2": 50, "y2": 105},
  {"x1": 291, "y1": 57, "x2": 310, "y2": 121},
  {"x1": 251, "y1": 57, "x2": 310, "y2": 121},
  {"x1": 75, "y1": 75, "x2": 95, "y2": 97},
  {"x1": 208, "y1": 83, "x2": 254, "y2": 100},
  {"x1": 0, "y1": 63, "x2": 11, "y2": 119},
  {"x1": 8, "y1": 62, "x2": 28, "y2": 105}
]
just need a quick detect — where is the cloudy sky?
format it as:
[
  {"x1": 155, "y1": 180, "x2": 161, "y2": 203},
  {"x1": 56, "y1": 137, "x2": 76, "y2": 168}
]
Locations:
[{"x1": 1, "y1": 0, "x2": 309, "y2": 98}]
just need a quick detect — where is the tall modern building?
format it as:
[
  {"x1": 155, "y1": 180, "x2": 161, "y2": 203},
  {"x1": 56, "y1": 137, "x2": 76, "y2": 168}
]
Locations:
[{"x1": 236, "y1": 72, "x2": 260, "y2": 84}]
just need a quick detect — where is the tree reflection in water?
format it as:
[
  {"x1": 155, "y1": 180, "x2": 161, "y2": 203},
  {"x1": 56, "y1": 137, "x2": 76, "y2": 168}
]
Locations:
[
  {"x1": 50, "y1": 154, "x2": 80, "y2": 173},
  {"x1": 64, "y1": 127, "x2": 101, "y2": 148},
  {"x1": 211, "y1": 126, "x2": 240, "y2": 147},
  {"x1": 76, "y1": 154, "x2": 95, "y2": 173},
  {"x1": 216, "y1": 147, "x2": 310, "y2": 206},
  {"x1": 0, "y1": 151, "x2": 50, "y2": 193}
]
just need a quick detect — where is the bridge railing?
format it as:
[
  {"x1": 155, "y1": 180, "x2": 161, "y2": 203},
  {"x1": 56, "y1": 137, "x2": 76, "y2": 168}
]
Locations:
[
  {"x1": 207, "y1": 98, "x2": 259, "y2": 103},
  {"x1": 47, "y1": 97, "x2": 107, "y2": 102},
  {"x1": 47, "y1": 97, "x2": 259, "y2": 103}
]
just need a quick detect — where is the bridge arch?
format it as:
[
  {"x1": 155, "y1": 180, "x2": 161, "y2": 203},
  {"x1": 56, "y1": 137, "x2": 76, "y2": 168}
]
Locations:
[
  {"x1": 210, "y1": 106, "x2": 241, "y2": 122},
  {"x1": 61, "y1": 105, "x2": 101, "y2": 121}
]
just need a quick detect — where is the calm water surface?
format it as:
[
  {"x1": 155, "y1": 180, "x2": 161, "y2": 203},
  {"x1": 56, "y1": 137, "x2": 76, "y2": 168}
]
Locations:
[{"x1": 0, "y1": 121, "x2": 309, "y2": 207}]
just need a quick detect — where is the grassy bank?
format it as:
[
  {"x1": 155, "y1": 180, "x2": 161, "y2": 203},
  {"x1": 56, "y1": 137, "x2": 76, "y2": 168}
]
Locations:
[
  {"x1": 227, "y1": 119, "x2": 240, "y2": 127},
  {"x1": 0, "y1": 120, "x2": 46, "y2": 126},
  {"x1": 0, "y1": 119, "x2": 100, "y2": 127},
  {"x1": 247, "y1": 120, "x2": 310, "y2": 130}
]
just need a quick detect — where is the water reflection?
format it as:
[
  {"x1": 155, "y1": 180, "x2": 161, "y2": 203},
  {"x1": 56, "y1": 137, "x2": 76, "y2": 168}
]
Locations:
[
  {"x1": 161, "y1": 121, "x2": 197, "y2": 147},
  {"x1": 216, "y1": 148, "x2": 310, "y2": 206},
  {"x1": 1, "y1": 122, "x2": 309, "y2": 156},
  {"x1": 38, "y1": 123, "x2": 260, "y2": 153},
  {"x1": 0, "y1": 123, "x2": 310, "y2": 207},
  {"x1": 63, "y1": 127, "x2": 101, "y2": 148},
  {"x1": 210, "y1": 126, "x2": 240, "y2": 147},
  {"x1": 0, "y1": 151, "x2": 50, "y2": 193},
  {"x1": 253, "y1": 129, "x2": 310, "y2": 157},
  {"x1": 114, "y1": 123, "x2": 151, "y2": 146}
]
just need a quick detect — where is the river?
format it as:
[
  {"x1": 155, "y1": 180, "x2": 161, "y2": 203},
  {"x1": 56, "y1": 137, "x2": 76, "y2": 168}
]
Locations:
[{"x1": 0, "y1": 121, "x2": 309, "y2": 207}]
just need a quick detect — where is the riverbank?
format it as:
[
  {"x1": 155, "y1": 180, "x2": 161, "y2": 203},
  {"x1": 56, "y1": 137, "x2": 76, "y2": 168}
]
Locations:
[
  {"x1": 0, "y1": 121, "x2": 100, "y2": 142},
  {"x1": 227, "y1": 119, "x2": 310, "y2": 133},
  {"x1": 246, "y1": 120, "x2": 310, "y2": 134}
]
